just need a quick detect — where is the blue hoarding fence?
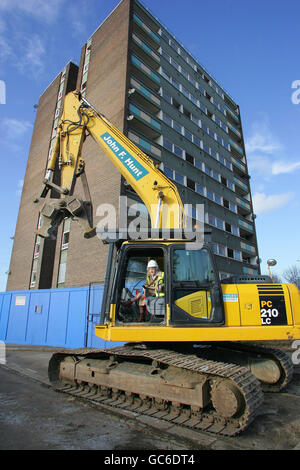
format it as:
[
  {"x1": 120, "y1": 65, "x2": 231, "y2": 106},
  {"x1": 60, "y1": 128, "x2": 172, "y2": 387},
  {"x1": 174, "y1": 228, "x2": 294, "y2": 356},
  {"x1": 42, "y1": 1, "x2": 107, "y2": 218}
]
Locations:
[{"x1": 0, "y1": 285, "x2": 123, "y2": 349}]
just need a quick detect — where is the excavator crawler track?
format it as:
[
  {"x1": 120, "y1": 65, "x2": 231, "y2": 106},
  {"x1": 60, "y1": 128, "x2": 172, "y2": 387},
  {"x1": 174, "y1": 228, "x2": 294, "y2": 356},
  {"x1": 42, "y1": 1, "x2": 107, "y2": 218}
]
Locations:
[
  {"x1": 48, "y1": 344, "x2": 264, "y2": 436},
  {"x1": 195, "y1": 342, "x2": 294, "y2": 392},
  {"x1": 219, "y1": 342, "x2": 294, "y2": 392}
]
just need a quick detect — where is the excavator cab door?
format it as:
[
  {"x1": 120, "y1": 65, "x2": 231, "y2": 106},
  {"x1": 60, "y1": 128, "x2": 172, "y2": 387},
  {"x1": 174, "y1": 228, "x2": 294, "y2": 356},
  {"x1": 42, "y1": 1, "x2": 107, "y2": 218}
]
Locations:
[
  {"x1": 169, "y1": 244, "x2": 224, "y2": 326},
  {"x1": 113, "y1": 243, "x2": 167, "y2": 325}
]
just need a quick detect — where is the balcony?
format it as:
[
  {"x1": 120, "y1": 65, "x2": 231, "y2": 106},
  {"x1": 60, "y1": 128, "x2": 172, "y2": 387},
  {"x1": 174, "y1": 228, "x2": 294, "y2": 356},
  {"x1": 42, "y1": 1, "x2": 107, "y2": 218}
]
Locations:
[
  {"x1": 129, "y1": 77, "x2": 161, "y2": 114},
  {"x1": 233, "y1": 176, "x2": 248, "y2": 196},
  {"x1": 227, "y1": 120, "x2": 241, "y2": 139},
  {"x1": 229, "y1": 139, "x2": 244, "y2": 157},
  {"x1": 231, "y1": 156, "x2": 246, "y2": 174},
  {"x1": 131, "y1": 54, "x2": 160, "y2": 92},
  {"x1": 131, "y1": 33, "x2": 160, "y2": 70},
  {"x1": 240, "y1": 241, "x2": 256, "y2": 255},
  {"x1": 224, "y1": 94, "x2": 239, "y2": 115},
  {"x1": 228, "y1": 127, "x2": 242, "y2": 146},
  {"x1": 236, "y1": 196, "x2": 251, "y2": 217},
  {"x1": 243, "y1": 266, "x2": 258, "y2": 275},
  {"x1": 133, "y1": 13, "x2": 161, "y2": 50},
  {"x1": 128, "y1": 102, "x2": 161, "y2": 140},
  {"x1": 239, "y1": 218, "x2": 255, "y2": 242},
  {"x1": 128, "y1": 130, "x2": 162, "y2": 160}
]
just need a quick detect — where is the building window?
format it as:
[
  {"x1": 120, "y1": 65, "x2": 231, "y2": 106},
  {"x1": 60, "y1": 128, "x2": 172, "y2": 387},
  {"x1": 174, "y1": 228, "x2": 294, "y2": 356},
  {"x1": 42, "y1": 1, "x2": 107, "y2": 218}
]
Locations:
[
  {"x1": 185, "y1": 152, "x2": 194, "y2": 165},
  {"x1": 194, "y1": 160, "x2": 202, "y2": 171},
  {"x1": 207, "y1": 190, "x2": 214, "y2": 201},
  {"x1": 174, "y1": 171, "x2": 184, "y2": 185},
  {"x1": 62, "y1": 218, "x2": 71, "y2": 250},
  {"x1": 163, "y1": 137, "x2": 172, "y2": 152},
  {"x1": 195, "y1": 184, "x2": 204, "y2": 195},
  {"x1": 232, "y1": 225, "x2": 239, "y2": 236},
  {"x1": 57, "y1": 249, "x2": 68, "y2": 285},
  {"x1": 173, "y1": 145, "x2": 183, "y2": 158},
  {"x1": 234, "y1": 250, "x2": 242, "y2": 261},
  {"x1": 208, "y1": 214, "x2": 224, "y2": 230},
  {"x1": 30, "y1": 258, "x2": 38, "y2": 288},
  {"x1": 172, "y1": 121, "x2": 182, "y2": 134},
  {"x1": 162, "y1": 89, "x2": 172, "y2": 104},
  {"x1": 184, "y1": 129, "x2": 193, "y2": 142},
  {"x1": 212, "y1": 170, "x2": 220, "y2": 182},
  {"x1": 57, "y1": 262, "x2": 67, "y2": 285},
  {"x1": 160, "y1": 31, "x2": 170, "y2": 43},
  {"x1": 193, "y1": 136, "x2": 201, "y2": 147},
  {"x1": 227, "y1": 181, "x2": 235, "y2": 191},
  {"x1": 163, "y1": 166, "x2": 173, "y2": 179},
  {"x1": 229, "y1": 202, "x2": 237, "y2": 212},
  {"x1": 214, "y1": 194, "x2": 222, "y2": 205},
  {"x1": 171, "y1": 78, "x2": 180, "y2": 90},
  {"x1": 162, "y1": 112, "x2": 172, "y2": 126},
  {"x1": 187, "y1": 178, "x2": 195, "y2": 190},
  {"x1": 34, "y1": 236, "x2": 41, "y2": 258}
]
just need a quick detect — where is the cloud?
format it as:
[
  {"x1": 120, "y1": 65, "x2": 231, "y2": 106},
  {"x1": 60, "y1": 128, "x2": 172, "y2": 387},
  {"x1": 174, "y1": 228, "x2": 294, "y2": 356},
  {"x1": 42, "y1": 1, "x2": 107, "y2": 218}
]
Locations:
[
  {"x1": 247, "y1": 154, "x2": 273, "y2": 177},
  {"x1": 0, "y1": 28, "x2": 46, "y2": 75},
  {"x1": 0, "y1": 0, "x2": 64, "y2": 23},
  {"x1": 16, "y1": 179, "x2": 24, "y2": 197},
  {"x1": 245, "y1": 118, "x2": 282, "y2": 155},
  {"x1": 0, "y1": 0, "x2": 62, "y2": 75},
  {"x1": 245, "y1": 117, "x2": 300, "y2": 177},
  {"x1": 272, "y1": 161, "x2": 300, "y2": 175},
  {"x1": 245, "y1": 132, "x2": 281, "y2": 155},
  {"x1": 2, "y1": 118, "x2": 33, "y2": 138},
  {"x1": 248, "y1": 154, "x2": 300, "y2": 177},
  {"x1": 252, "y1": 192, "x2": 294, "y2": 214},
  {"x1": 17, "y1": 34, "x2": 46, "y2": 74}
]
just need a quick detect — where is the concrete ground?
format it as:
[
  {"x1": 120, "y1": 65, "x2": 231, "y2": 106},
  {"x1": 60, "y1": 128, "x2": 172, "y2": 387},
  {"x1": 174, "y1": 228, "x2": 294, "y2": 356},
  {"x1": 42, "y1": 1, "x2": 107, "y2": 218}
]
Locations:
[{"x1": 1, "y1": 344, "x2": 300, "y2": 450}]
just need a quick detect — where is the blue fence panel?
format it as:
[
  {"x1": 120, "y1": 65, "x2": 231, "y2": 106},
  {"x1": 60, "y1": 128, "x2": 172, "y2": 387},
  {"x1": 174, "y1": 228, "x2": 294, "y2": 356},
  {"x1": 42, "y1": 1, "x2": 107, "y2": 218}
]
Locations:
[
  {"x1": 26, "y1": 292, "x2": 50, "y2": 345},
  {"x1": 0, "y1": 286, "x2": 125, "y2": 349},
  {"x1": 65, "y1": 288, "x2": 89, "y2": 348},
  {"x1": 0, "y1": 293, "x2": 12, "y2": 341},
  {"x1": 45, "y1": 290, "x2": 71, "y2": 347},
  {"x1": 6, "y1": 293, "x2": 30, "y2": 344}
]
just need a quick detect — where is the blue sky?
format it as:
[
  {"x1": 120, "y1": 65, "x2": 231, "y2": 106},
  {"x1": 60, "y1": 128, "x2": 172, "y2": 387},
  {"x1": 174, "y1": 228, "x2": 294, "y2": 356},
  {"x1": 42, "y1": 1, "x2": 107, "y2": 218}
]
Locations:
[{"x1": 0, "y1": 0, "x2": 300, "y2": 291}]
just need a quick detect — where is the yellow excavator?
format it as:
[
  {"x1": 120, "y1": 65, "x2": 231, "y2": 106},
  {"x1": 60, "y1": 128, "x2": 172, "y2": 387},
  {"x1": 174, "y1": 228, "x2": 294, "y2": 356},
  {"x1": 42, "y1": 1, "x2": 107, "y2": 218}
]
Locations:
[{"x1": 36, "y1": 91, "x2": 300, "y2": 436}]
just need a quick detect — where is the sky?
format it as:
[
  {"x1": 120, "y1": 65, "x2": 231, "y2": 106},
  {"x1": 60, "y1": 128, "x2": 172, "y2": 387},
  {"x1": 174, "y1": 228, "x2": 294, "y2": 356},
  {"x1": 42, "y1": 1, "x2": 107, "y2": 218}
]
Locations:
[{"x1": 0, "y1": 0, "x2": 300, "y2": 291}]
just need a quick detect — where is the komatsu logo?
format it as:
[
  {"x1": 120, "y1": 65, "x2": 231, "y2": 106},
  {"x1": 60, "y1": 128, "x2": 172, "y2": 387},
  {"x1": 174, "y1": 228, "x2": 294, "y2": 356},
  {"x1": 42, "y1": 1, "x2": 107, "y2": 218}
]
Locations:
[{"x1": 100, "y1": 132, "x2": 149, "y2": 181}]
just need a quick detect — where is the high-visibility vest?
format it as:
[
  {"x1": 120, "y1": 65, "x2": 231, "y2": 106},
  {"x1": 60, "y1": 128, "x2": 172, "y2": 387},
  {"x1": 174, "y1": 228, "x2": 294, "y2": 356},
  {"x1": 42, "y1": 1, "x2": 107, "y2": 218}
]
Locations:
[{"x1": 146, "y1": 271, "x2": 165, "y2": 297}]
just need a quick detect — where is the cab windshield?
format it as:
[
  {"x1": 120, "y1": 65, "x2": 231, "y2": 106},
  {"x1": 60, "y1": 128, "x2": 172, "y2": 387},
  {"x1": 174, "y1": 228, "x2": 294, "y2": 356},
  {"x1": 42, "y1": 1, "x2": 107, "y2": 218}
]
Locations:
[{"x1": 173, "y1": 248, "x2": 215, "y2": 284}]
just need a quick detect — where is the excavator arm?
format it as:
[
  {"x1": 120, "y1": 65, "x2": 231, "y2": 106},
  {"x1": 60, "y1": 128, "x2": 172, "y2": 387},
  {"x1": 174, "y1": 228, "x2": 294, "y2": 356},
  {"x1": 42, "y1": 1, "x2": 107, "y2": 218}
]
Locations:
[{"x1": 37, "y1": 91, "x2": 185, "y2": 239}]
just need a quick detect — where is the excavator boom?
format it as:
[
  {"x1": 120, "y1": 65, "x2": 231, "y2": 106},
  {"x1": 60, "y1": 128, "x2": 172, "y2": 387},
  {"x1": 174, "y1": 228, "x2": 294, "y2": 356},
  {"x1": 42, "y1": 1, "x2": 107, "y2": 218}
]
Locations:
[{"x1": 37, "y1": 91, "x2": 185, "y2": 239}]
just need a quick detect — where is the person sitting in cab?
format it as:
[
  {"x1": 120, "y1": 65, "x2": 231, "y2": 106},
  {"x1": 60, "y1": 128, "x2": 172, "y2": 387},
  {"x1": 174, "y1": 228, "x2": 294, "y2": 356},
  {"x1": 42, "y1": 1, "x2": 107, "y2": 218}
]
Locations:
[{"x1": 123, "y1": 260, "x2": 164, "y2": 322}]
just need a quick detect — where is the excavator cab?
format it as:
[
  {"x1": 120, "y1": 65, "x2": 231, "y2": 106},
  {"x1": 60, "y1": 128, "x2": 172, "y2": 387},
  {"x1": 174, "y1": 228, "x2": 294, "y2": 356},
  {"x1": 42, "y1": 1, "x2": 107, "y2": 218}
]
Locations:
[{"x1": 102, "y1": 240, "x2": 225, "y2": 328}]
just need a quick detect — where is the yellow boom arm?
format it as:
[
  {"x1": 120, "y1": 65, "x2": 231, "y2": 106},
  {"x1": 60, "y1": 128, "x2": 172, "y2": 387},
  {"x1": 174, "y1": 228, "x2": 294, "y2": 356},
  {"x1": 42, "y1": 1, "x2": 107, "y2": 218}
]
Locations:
[{"x1": 37, "y1": 91, "x2": 185, "y2": 238}]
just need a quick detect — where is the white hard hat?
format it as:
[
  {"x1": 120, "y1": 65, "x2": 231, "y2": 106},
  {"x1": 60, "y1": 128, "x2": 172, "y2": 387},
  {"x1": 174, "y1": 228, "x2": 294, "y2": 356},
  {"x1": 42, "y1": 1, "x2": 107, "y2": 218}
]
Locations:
[{"x1": 147, "y1": 260, "x2": 158, "y2": 269}]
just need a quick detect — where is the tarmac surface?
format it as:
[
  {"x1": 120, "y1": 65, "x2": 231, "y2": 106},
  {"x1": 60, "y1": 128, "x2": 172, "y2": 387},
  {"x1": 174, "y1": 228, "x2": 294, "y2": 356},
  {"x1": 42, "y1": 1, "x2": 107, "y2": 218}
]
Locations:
[{"x1": 1, "y1": 343, "x2": 300, "y2": 450}]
